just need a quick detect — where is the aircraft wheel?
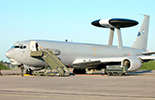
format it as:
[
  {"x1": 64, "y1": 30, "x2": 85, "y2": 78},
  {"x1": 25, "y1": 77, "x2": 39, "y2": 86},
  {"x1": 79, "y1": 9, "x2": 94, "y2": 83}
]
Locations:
[
  {"x1": 26, "y1": 68, "x2": 33, "y2": 75},
  {"x1": 123, "y1": 73, "x2": 127, "y2": 76},
  {"x1": 119, "y1": 73, "x2": 122, "y2": 76},
  {"x1": 73, "y1": 68, "x2": 78, "y2": 74},
  {"x1": 81, "y1": 68, "x2": 86, "y2": 74},
  {"x1": 107, "y1": 72, "x2": 112, "y2": 76},
  {"x1": 73, "y1": 68, "x2": 86, "y2": 74},
  {"x1": 104, "y1": 69, "x2": 107, "y2": 74}
]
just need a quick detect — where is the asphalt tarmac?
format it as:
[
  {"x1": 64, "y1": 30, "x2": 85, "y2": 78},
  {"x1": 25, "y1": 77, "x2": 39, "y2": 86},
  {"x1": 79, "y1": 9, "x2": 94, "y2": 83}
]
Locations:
[{"x1": 0, "y1": 70, "x2": 155, "y2": 100}]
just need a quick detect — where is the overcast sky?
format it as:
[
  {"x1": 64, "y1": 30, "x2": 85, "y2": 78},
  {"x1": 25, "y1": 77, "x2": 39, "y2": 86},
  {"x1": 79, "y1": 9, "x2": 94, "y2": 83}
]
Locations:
[{"x1": 1, "y1": 0, "x2": 155, "y2": 61}]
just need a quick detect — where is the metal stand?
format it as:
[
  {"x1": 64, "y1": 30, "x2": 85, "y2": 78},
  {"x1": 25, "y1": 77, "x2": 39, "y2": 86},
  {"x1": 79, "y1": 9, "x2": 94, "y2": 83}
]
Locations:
[
  {"x1": 108, "y1": 28, "x2": 114, "y2": 45},
  {"x1": 116, "y1": 28, "x2": 123, "y2": 48}
]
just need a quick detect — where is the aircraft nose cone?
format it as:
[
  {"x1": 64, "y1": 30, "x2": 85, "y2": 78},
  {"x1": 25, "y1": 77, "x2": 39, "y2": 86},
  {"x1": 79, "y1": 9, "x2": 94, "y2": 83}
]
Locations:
[
  {"x1": 5, "y1": 49, "x2": 15, "y2": 59},
  {"x1": 91, "y1": 19, "x2": 103, "y2": 27}
]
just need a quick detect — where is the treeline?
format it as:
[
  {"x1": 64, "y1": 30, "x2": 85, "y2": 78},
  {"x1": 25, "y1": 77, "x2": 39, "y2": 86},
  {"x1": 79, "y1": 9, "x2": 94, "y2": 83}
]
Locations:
[
  {"x1": 140, "y1": 60, "x2": 155, "y2": 70},
  {"x1": 0, "y1": 62, "x2": 9, "y2": 70}
]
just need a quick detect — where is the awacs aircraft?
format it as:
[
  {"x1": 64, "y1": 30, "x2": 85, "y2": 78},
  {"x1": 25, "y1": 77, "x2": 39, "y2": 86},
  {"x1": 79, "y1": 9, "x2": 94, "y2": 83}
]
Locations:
[{"x1": 5, "y1": 15, "x2": 155, "y2": 74}]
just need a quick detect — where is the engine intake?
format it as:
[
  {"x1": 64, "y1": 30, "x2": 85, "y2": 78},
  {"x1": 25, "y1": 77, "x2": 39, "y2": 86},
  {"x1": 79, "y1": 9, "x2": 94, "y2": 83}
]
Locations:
[{"x1": 122, "y1": 58, "x2": 142, "y2": 72}]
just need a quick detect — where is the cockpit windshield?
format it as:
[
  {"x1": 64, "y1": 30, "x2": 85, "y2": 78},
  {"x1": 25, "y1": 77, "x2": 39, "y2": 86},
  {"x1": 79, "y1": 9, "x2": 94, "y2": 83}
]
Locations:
[
  {"x1": 20, "y1": 46, "x2": 26, "y2": 49},
  {"x1": 11, "y1": 45, "x2": 26, "y2": 49},
  {"x1": 11, "y1": 45, "x2": 15, "y2": 48},
  {"x1": 15, "y1": 46, "x2": 20, "y2": 48}
]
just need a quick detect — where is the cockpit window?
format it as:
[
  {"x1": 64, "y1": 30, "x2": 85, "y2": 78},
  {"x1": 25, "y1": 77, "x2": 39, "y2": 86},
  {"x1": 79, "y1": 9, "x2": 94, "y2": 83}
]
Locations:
[
  {"x1": 20, "y1": 46, "x2": 26, "y2": 49},
  {"x1": 11, "y1": 45, "x2": 14, "y2": 48},
  {"x1": 12, "y1": 45, "x2": 26, "y2": 49},
  {"x1": 15, "y1": 46, "x2": 20, "y2": 48}
]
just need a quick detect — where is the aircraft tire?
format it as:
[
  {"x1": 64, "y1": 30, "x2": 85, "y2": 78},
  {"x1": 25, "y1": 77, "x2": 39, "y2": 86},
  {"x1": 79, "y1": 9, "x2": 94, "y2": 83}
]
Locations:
[
  {"x1": 73, "y1": 68, "x2": 86, "y2": 74},
  {"x1": 107, "y1": 72, "x2": 112, "y2": 76},
  {"x1": 81, "y1": 68, "x2": 86, "y2": 74},
  {"x1": 26, "y1": 68, "x2": 33, "y2": 75},
  {"x1": 119, "y1": 73, "x2": 122, "y2": 76}
]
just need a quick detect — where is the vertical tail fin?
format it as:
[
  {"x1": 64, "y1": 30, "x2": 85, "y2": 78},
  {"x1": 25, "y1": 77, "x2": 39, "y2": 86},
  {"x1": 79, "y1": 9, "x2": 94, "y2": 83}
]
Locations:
[{"x1": 131, "y1": 15, "x2": 150, "y2": 50}]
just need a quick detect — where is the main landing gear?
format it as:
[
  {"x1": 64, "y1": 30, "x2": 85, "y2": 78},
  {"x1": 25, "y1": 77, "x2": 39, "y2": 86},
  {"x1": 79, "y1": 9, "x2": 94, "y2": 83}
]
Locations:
[{"x1": 73, "y1": 68, "x2": 86, "y2": 74}]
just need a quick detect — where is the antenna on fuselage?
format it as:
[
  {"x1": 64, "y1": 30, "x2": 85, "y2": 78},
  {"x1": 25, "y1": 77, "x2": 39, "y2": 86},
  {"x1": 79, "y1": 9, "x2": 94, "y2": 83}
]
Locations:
[{"x1": 91, "y1": 18, "x2": 139, "y2": 48}]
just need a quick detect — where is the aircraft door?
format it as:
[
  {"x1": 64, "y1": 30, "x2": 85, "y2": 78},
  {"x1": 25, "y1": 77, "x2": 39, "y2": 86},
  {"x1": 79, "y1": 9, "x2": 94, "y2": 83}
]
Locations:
[{"x1": 30, "y1": 41, "x2": 39, "y2": 51}]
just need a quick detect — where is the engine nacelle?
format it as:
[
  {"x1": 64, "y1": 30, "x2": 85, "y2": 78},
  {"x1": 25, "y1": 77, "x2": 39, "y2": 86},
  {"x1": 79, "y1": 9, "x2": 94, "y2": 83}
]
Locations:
[{"x1": 121, "y1": 58, "x2": 142, "y2": 72}]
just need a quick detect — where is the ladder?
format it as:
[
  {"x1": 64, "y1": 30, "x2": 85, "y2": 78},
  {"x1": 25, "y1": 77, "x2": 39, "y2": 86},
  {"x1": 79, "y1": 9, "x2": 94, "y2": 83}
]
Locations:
[{"x1": 30, "y1": 49, "x2": 70, "y2": 76}]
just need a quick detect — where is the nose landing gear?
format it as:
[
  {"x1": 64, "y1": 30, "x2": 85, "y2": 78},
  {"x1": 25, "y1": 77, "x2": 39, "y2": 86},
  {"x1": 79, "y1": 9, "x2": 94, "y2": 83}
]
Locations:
[{"x1": 26, "y1": 68, "x2": 33, "y2": 75}]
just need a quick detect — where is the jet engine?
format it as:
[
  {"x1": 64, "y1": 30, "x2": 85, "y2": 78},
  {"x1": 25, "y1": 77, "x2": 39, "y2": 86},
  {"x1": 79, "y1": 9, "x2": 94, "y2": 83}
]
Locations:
[{"x1": 122, "y1": 58, "x2": 142, "y2": 72}]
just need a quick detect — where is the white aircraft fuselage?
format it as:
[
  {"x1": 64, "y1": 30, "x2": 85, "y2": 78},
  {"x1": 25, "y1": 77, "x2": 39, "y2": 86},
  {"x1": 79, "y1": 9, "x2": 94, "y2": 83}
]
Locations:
[{"x1": 6, "y1": 40, "x2": 144, "y2": 70}]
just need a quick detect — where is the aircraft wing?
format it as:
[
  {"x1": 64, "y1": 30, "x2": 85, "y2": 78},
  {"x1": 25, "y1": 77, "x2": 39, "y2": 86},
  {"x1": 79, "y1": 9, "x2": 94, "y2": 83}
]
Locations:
[
  {"x1": 72, "y1": 56, "x2": 155, "y2": 68},
  {"x1": 72, "y1": 60, "x2": 101, "y2": 68},
  {"x1": 72, "y1": 57, "x2": 126, "y2": 68}
]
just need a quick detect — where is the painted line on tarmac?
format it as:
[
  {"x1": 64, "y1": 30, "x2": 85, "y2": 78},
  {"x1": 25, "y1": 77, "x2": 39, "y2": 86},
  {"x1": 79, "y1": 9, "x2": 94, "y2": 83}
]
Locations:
[{"x1": 0, "y1": 93, "x2": 74, "y2": 99}]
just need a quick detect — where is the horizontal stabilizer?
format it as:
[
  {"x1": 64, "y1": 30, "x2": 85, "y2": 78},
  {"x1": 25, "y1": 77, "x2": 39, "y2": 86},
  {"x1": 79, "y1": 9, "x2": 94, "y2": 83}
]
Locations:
[
  {"x1": 139, "y1": 56, "x2": 155, "y2": 61},
  {"x1": 142, "y1": 51, "x2": 155, "y2": 55}
]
